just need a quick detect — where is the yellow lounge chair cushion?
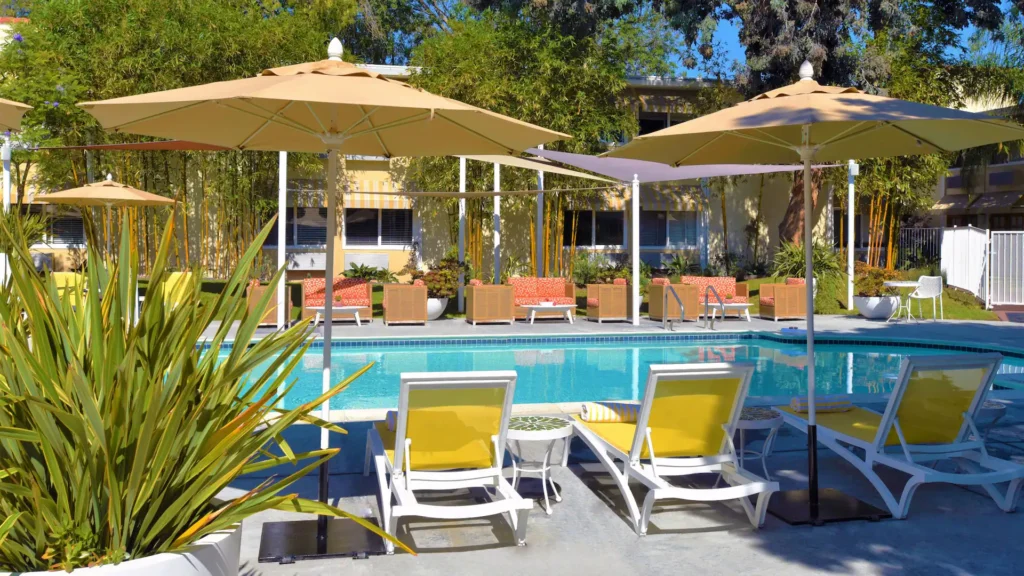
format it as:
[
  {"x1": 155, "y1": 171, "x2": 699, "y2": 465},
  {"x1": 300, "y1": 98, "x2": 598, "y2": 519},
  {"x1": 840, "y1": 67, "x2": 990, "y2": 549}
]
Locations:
[
  {"x1": 574, "y1": 376, "x2": 744, "y2": 458},
  {"x1": 779, "y1": 406, "x2": 899, "y2": 446}
]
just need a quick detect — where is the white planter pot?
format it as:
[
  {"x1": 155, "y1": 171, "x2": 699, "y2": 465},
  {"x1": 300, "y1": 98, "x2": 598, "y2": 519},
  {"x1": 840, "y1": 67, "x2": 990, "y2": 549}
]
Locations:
[
  {"x1": 853, "y1": 296, "x2": 898, "y2": 320},
  {"x1": 427, "y1": 297, "x2": 449, "y2": 320},
  {"x1": 1, "y1": 527, "x2": 240, "y2": 576}
]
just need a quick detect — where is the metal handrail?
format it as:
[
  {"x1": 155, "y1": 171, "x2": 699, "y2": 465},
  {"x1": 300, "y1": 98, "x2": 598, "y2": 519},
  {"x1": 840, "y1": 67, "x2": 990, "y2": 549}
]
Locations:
[
  {"x1": 704, "y1": 285, "x2": 727, "y2": 330},
  {"x1": 662, "y1": 285, "x2": 685, "y2": 331}
]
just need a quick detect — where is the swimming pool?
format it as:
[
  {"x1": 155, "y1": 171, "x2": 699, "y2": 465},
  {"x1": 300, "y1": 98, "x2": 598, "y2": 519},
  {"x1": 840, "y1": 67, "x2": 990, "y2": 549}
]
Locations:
[{"x1": 232, "y1": 335, "x2": 1024, "y2": 410}]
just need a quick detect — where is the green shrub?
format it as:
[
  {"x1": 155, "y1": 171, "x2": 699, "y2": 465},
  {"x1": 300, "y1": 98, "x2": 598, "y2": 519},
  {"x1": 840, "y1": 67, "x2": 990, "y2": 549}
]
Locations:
[
  {"x1": 771, "y1": 241, "x2": 843, "y2": 280},
  {"x1": 347, "y1": 262, "x2": 397, "y2": 283},
  {"x1": 0, "y1": 215, "x2": 406, "y2": 572},
  {"x1": 666, "y1": 253, "x2": 692, "y2": 277},
  {"x1": 413, "y1": 254, "x2": 466, "y2": 299},
  {"x1": 855, "y1": 262, "x2": 900, "y2": 297},
  {"x1": 571, "y1": 252, "x2": 604, "y2": 286}
]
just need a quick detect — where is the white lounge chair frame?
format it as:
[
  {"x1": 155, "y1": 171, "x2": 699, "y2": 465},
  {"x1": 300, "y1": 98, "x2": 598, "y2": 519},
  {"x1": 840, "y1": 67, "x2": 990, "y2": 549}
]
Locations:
[
  {"x1": 573, "y1": 363, "x2": 779, "y2": 535},
  {"x1": 780, "y1": 353, "x2": 1023, "y2": 519},
  {"x1": 364, "y1": 371, "x2": 533, "y2": 554}
]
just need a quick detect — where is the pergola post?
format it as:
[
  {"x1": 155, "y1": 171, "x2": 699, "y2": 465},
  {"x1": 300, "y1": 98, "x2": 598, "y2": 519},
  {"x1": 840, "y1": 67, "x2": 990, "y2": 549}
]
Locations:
[
  {"x1": 458, "y1": 157, "x2": 466, "y2": 311},
  {"x1": 631, "y1": 174, "x2": 640, "y2": 325},
  {"x1": 536, "y1": 144, "x2": 544, "y2": 277},
  {"x1": 847, "y1": 160, "x2": 858, "y2": 309},
  {"x1": 493, "y1": 162, "x2": 501, "y2": 284},
  {"x1": 277, "y1": 151, "x2": 288, "y2": 328}
]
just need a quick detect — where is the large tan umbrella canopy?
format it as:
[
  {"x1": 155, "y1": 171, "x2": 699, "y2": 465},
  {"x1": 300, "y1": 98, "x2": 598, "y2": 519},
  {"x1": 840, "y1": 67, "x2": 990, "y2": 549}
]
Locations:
[
  {"x1": 77, "y1": 38, "x2": 566, "y2": 556},
  {"x1": 0, "y1": 97, "x2": 31, "y2": 132},
  {"x1": 35, "y1": 175, "x2": 175, "y2": 253},
  {"x1": 609, "y1": 60, "x2": 1024, "y2": 525}
]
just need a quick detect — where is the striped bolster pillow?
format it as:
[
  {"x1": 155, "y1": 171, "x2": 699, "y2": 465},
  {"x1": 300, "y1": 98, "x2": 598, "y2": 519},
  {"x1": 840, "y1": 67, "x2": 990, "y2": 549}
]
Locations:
[
  {"x1": 789, "y1": 397, "x2": 853, "y2": 413},
  {"x1": 581, "y1": 401, "x2": 640, "y2": 423},
  {"x1": 385, "y1": 410, "x2": 398, "y2": 432}
]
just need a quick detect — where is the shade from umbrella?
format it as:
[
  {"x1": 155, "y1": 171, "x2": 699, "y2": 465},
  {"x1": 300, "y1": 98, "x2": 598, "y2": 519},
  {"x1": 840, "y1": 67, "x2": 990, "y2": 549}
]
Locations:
[
  {"x1": 608, "y1": 60, "x2": 1024, "y2": 525},
  {"x1": 77, "y1": 39, "x2": 567, "y2": 553},
  {"x1": 0, "y1": 97, "x2": 31, "y2": 132},
  {"x1": 35, "y1": 176, "x2": 176, "y2": 207}
]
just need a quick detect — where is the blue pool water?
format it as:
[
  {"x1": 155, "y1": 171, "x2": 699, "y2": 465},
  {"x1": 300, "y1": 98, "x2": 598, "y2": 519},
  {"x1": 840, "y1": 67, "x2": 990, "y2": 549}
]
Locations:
[{"x1": 233, "y1": 336, "x2": 1024, "y2": 410}]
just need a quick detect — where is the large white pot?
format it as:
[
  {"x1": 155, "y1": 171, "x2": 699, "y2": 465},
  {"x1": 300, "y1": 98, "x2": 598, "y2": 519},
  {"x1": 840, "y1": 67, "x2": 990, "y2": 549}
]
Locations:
[
  {"x1": 1, "y1": 528, "x2": 241, "y2": 576},
  {"x1": 853, "y1": 296, "x2": 898, "y2": 320},
  {"x1": 427, "y1": 297, "x2": 449, "y2": 320}
]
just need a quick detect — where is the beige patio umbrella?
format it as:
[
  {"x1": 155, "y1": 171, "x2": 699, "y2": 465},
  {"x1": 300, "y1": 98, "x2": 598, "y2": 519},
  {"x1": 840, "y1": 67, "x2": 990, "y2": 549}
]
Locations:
[
  {"x1": 35, "y1": 174, "x2": 175, "y2": 254},
  {"x1": 0, "y1": 97, "x2": 31, "y2": 132},
  {"x1": 78, "y1": 38, "x2": 566, "y2": 558},
  {"x1": 609, "y1": 60, "x2": 1024, "y2": 525}
]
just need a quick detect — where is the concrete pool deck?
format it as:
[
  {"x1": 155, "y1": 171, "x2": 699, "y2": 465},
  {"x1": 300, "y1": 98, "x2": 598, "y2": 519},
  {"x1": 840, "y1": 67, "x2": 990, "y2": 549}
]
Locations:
[{"x1": 225, "y1": 315, "x2": 1024, "y2": 575}]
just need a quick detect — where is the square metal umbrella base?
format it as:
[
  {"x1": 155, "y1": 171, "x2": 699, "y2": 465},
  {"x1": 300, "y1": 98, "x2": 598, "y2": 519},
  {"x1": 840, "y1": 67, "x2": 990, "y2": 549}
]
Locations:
[
  {"x1": 258, "y1": 517, "x2": 387, "y2": 563},
  {"x1": 768, "y1": 488, "x2": 891, "y2": 525}
]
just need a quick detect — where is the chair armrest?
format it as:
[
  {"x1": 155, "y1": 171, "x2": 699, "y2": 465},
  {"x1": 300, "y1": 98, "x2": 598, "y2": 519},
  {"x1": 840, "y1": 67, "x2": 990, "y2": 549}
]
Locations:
[
  {"x1": 564, "y1": 281, "x2": 576, "y2": 298},
  {"x1": 736, "y1": 283, "x2": 749, "y2": 298}
]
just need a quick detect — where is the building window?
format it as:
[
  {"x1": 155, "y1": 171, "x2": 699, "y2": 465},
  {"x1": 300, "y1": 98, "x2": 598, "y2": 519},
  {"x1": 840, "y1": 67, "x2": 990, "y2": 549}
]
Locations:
[
  {"x1": 639, "y1": 210, "x2": 698, "y2": 248},
  {"x1": 947, "y1": 214, "x2": 979, "y2": 228},
  {"x1": 562, "y1": 210, "x2": 624, "y2": 247},
  {"x1": 263, "y1": 207, "x2": 328, "y2": 247},
  {"x1": 345, "y1": 208, "x2": 413, "y2": 247},
  {"x1": 50, "y1": 216, "x2": 86, "y2": 246},
  {"x1": 990, "y1": 214, "x2": 1024, "y2": 231}
]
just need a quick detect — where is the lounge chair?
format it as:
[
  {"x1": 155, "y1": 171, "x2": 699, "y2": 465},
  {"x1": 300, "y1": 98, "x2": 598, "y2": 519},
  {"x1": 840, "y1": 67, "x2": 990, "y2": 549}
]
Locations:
[
  {"x1": 647, "y1": 278, "x2": 699, "y2": 322},
  {"x1": 572, "y1": 363, "x2": 778, "y2": 535},
  {"x1": 585, "y1": 278, "x2": 630, "y2": 323},
  {"x1": 365, "y1": 370, "x2": 533, "y2": 554},
  {"x1": 779, "y1": 353, "x2": 1024, "y2": 519},
  {"x1": 246, "y1": 280, "x2": 292, "y2": 326},
  {"x1": 465, "y1": 279, "x2": 514, "y2": 325},
  {"x1": 758, "y1": 278, "x2": 807, "y2": 321}
]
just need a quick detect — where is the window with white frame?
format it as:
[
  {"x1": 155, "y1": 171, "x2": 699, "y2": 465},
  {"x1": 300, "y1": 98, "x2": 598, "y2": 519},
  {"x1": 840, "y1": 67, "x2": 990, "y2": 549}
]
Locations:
[
  {"x1": 639, "y1": 210, "x2": 698, "y2": 248},
  {"x1": 26, "y1": 206, "x2": 86, "y2": 247},
  {"x1": 345, "y1": 208, "x2": 413, "y2": 247},
  {"x1": 562, "y1": 210, "x2": 625, "y2": 247},
  {"x1": 264, "y1": 207, "x2": 328, "y2": 247}
]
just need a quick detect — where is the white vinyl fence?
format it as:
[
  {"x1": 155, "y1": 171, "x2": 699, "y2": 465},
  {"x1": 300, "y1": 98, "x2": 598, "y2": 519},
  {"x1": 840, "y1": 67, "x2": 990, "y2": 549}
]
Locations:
[
  {"x1": 940, "y1": 226, "x2": 989, "y2": 300},
  {"x1": 990, "y1": 231, "x2": 1024, "y2": 306}
]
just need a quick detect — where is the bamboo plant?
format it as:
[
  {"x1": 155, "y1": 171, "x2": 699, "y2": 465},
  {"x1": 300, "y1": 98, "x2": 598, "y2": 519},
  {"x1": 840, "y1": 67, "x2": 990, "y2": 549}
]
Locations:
[{"x1": 0, "y1": 213, "x2": 408, "y2": 572}]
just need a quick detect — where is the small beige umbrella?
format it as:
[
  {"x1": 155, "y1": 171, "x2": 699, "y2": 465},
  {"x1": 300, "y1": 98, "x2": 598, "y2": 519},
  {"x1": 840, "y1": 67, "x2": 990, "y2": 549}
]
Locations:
[
  {"x1": 0, "y1": 97, "x2": 31, "y2": 132},
  {"x1": 77, "y1": 38, "x2": 566, "y2": 557},
  {"x1": 609, "y1": 61, "x2": 1024, "y2": 525},
  {"x1": 35, "y1": 174, "x2": 175, "y2": 254}
]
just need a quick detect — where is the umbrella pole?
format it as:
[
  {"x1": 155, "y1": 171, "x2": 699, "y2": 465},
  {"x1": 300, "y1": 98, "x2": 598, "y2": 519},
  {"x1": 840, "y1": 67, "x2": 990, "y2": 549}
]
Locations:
[
  {"x1": 800, "y1": 132, "x2": 820, "y2": 524},
  {"x1": 317, "y1": 148, "x2": 339, "y2": 552}
]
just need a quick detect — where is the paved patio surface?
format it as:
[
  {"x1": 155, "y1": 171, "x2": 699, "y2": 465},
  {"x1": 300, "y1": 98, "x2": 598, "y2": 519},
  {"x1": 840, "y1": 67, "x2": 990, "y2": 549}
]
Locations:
[{"x1": 226, "y1": 315, "x2": 1024, "y2": 575}]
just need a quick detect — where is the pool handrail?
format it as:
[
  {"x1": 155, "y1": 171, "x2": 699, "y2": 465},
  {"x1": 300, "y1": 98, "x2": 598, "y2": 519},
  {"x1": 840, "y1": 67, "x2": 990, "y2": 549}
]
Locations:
[
  {"x1": 662, "y1": 285, "x2": 686, "y2": 331},
  {"x1": 704, "y1": 285, "x2": 727, "y2": 330}
]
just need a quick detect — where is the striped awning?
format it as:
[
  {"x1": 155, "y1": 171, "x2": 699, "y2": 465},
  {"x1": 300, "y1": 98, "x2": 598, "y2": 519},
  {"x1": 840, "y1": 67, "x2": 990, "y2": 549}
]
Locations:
[
  {"x1": 640, "y1": 187, "x2": 703, "y2": 211},
  {"x1": 344, "y1": 177, "x2": 411, "y2": 209}
]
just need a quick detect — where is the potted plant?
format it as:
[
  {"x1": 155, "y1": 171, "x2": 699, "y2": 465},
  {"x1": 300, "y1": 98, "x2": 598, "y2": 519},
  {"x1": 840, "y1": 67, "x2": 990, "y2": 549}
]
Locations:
[
  {"x1": 0, "y1": 216, "x2": 407, "y2": 575},
  {"x1": 853, "y1": 263, "x2": 900, "y2": 319},
  {"x1": 413, "y1": 255, "x2": 465, "y2": 320}
]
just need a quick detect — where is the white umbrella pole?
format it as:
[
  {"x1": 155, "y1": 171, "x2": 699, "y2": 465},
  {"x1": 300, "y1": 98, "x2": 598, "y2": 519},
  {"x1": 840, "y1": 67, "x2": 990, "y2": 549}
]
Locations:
[
  {"x1": 493, "y1": 162, "x2": 501, "y2": 284},
  {"x1": 320, "y1": 149, "x2": 339, "y2": 511},
  {"x1": 458, "y1": 157, "x2": 466, "y2": 310},
  {"x1": 1, "y1": 140, "x2": 10, "y2": 283},
  {"x1": 278, "y1": 151, "x2": 288, "y2": 329},
  {"x1": 847, "y1": 160, "x2": 857, "y2": 309},
  {"x1": 536, "y1": 144, "x2": 544, "y2": 277},
  {"x1": 801, "y1": 125, "x2": 819, "y2": 522},
  {"x1": 631, "y1": 175, "x2": 640, "y2": 325}
]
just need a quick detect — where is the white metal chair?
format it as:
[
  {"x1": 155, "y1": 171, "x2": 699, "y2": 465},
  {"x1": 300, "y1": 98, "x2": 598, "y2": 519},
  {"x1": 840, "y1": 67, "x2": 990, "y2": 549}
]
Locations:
[
  {"x1": 365, "y1": 370, "x2": 532, "y2": 554},
  {"x1": 908, "y1": 275, "x2": 944, "y2": 320}
]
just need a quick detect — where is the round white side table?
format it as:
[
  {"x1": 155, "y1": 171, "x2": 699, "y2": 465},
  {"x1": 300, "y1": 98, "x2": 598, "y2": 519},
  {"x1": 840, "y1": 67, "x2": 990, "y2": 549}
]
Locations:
[
  {"x1": 735, "y1": 407, "x2": 784, "y2": 480},
  {"x1": 506, "y1": 416, "x2": 574, "y2": 515}
]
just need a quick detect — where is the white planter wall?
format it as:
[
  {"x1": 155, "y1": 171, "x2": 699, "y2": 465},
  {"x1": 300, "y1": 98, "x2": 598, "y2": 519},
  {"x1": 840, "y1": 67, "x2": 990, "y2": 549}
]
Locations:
[{"x1": 1, "y1": 528, "x2": 240, "y2": 576}]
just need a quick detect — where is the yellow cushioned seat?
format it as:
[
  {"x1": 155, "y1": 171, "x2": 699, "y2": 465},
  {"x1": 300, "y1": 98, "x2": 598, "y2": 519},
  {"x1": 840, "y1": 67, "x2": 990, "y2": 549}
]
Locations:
[{"x1": 779, "y1": 406, "x2": 899, "y2": 445}]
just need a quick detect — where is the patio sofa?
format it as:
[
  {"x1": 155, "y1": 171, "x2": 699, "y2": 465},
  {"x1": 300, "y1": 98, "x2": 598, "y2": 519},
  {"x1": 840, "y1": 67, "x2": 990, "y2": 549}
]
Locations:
[
  {"x1": 507, "y1": 276, "x2": 576, "y2": 320},
  {"x1": 466, "y1": 279, "x2": 514, "y2": 325},
  {"x1": 648, "y1": 278, "x2": 699, "y2": 322},
  {"x1": 383, "y1": 280, "x2": 428, "y2": 326},
  {"x1": 677, "y1": 275, "x2": 749, "y2": 317},
  {"x1": 246, "y1": 280, "x2": 293, "y2": 326},
  {"x1": 301, "y1": 276, "x2": 372, "y2": 324},
  {"x1": 586, "y1": 278, "x2": 630, "y2": 323},
  {"x1": 759, "y1": 278, "x2": 807, "y2": 321}
]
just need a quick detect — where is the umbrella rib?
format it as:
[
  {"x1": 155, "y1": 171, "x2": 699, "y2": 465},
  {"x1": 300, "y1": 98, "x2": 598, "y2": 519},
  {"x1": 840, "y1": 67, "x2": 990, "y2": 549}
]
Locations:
[
  {"x1": 674, "y1": 133, "x2": 726, "y2": 165},
  {"x1": 814, "y1": 121, "x2": 876, "y2": 149},
  {"x1": 750, "y1": 128, "x2": 800, "y2": 149},
  {"x1": 357, "y1": 105, "x2": 391, "y2": 157},
  {"x1": 102, "y1": 101, "x2": 206, "y2": 132},
  {"x1": 885, "y1": 123, "x2": 953, "y2": 153},
  {"x1": 218, "y1": 101, "x2": 321, "y2": 139},
  {"x1": 345, "y1": 110, "x2": 433, "y2": 141},
  {"x1": 303, "y1": 102, "x2": 331, "y2": 136},
  {"x1": 237, "y1": 101, "x2": 297, "y2": 149},
  {"x1": 338, "y1": 106, "x2": 380, "y2": 138},
  {"x1": 433, "y1": 111, "x2": 516, "y2": 155}
]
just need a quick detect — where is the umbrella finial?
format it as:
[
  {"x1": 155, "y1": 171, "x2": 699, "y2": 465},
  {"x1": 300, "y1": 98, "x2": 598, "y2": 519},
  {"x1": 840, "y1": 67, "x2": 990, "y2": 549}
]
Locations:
[
  {"x1": 327, "y1": 38, "x2": 343, "y2": 61},
  {"x1": 799, "y1": 60, "x2": 814, "y2": 82}
]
